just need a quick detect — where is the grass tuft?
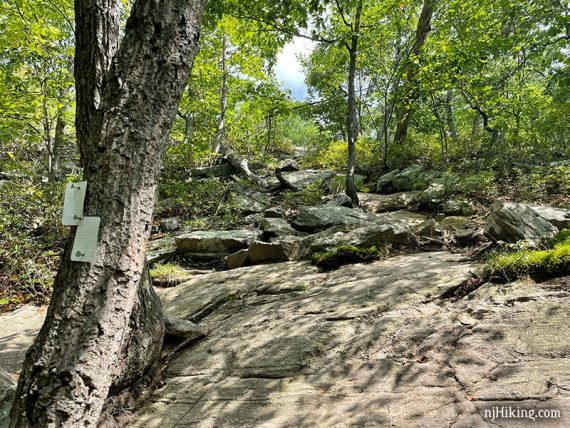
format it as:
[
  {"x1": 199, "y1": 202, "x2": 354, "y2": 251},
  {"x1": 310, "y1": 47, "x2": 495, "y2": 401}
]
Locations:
[
  {"x1": 311, "y1": 245, "x2": 388, "y2": 271},
  {"x1": 149, "y1": 263, "x2": 191, "y2": 287}
]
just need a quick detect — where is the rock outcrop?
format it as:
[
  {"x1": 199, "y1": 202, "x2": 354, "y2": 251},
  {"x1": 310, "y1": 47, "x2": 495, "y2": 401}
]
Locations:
[
  {"x1": 175, "y1": 230, "x2": 261, "y2": 260},
  {"x1": 485, "y1": 200, "x2": 558, "y2": 245},
  {"x1": 376, "y1": 164, "x2": 438, "y2": 193},
  {"x1": 3, "y1": 253, "x2": 570, "y2": 427},
  {"x1": 528, "y1": 204, "x2": 570, "y2": 230},
  {"x1": 291, "y1": 206, "x2": 379, "y2": 232},
  {"x1": 359, "y1": 191, "x2": 422, "y2": 213}
]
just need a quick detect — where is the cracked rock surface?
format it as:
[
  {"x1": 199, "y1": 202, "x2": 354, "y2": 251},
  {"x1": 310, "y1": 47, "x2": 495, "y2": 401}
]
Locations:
[
  {"x1": 135, "y1": 252, "x2": 569, "y2": 427},
  {"x1": 1, "y1": 252, "x2": 569, "y2": 427}
]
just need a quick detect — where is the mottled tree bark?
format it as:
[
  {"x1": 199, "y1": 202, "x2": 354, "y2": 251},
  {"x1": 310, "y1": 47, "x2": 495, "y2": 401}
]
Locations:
[
  {"x1": 9, "y1": 0, "x2": 206, "y2": 426},
  {"x1": 393, "y1": 0, "x2": 436, "y2": 146}
]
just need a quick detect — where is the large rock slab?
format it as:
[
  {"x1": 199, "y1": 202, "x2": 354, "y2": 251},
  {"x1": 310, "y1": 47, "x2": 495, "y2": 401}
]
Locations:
[
  {"x1": 485, "y1": 200, "x2": 558, "y2": 244},
  {"x1": 175, "y1": 230, "x2": 261, "y2": 259},
  {"x1": 309, "y1": 222, "x2": 411, "y2": 252},
  {"x1": 528, "y1": 204, "x2": 570, "y2": 230},
  {"x1": 136, "y1": 254, "x2": 569, "y2": 427},
  {"x1": 359, "y1": 191, "x2": 422, "y2": 213},
  {"x1": 280, "y1": 170, "x2": 337, "y2": 190},
  {"x1": 2, "y1": 254, "x2": 569, "y2": 427},
  {"x1": 291, "y1": 206, "x2": 376, "y2": 232}
]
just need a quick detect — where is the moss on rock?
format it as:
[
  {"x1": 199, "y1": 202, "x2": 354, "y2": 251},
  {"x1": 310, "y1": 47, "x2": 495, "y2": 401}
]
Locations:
[
  {"x1": 488, "y1": 230, "x2": 570, "y2": 280},
  {"x1": 311, "y1": 245, "x2": 388, "y2": 271}
]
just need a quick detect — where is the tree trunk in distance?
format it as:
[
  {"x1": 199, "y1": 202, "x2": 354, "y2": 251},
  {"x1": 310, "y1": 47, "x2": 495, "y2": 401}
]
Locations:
[
  {"x1": 445, "y1": 89, "x2": 458, "y2": 144},
  {"x1": 212, "y1": 33, "x2": 228, "y2": 155},
  {"x1": 9, "y1": 0, "x2": 206, "y2": 426},
  {"x1": 393, "y1": 0, "x2": 436, "y2": 146},
  {"x1": 345, "y1": 0, "x2": 363, "y2": 206}
]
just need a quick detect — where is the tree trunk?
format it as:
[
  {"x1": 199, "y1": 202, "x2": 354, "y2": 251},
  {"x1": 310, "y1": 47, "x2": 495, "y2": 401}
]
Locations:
[
  {"x1": 9, "y1": 0, "x2": 206, "y2": 426},
  {"x1": 212, "y1": 33, "x2": 228, "y2": 155},
  {"x1": 48, "y1": 87, "x2": 71, "y2": 182},
  {"x1": 345, "y1": 0, "x2": 363, "y2": 206},
  {"x1": 393, "y1": 0, "x2": 436, "y2": 146},
  {"x1": 445, "y1": 89, "x2": 458, "y2": 144}
]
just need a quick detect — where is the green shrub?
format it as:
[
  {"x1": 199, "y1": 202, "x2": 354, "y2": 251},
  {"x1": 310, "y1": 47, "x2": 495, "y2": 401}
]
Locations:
[
  {"x1": 278, "y1": 181, "x2": 325, "y2": 210},
  {"x1": 311, "y1": 245, "x2": 388, "y2": 271},
  {"x1": 302, "y1": 136, "x2": 379, "y2": 174},
  {"x1": 488, "y1": 230, "x2": 570, "y2": 280},
  {"x1": 0, "y1": 181, "x2": 67, "y2": 311}
]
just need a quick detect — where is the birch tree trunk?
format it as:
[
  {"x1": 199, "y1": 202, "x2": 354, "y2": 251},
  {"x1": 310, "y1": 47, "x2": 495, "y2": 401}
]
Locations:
[{"x1": 9, "y1": 0, "x2": 206, "y2": 426}]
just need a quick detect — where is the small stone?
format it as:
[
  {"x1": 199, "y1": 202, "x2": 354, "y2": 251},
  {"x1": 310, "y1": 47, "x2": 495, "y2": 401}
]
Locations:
[
  {"x1": 225, "y1": 249, "x2": 250, "y2": 270},
  {"x1": 159, "y1": 217, "x2": 180, "y2": 232},
  {"x1": 263, "y1": 207, "x2": 284, "y2": 218}
]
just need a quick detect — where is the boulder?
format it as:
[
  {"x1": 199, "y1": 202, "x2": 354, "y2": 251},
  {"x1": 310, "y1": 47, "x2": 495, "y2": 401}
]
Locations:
[
  {"x1": 225, "y1": 249, "x2": 250, "y2": 269},
  {"x1": 260, "y1": 218, "x2": 298, "y2": 239},
  {"x1": 248, "y1": 241, "x2": 290, "y2": 264},
  {"x1": 190, "y1": 163, "x2": 236, "y2": 178},
  {"x1": 291, "y1": 206, "x2": 376, "y2": 232},
  {"x1": 231, "y1": 183, "x2": 270, "y2": 214},
  {"x1": 484, "y1": 201, "x2": 558, "y2": 245},
  {"x1": 326, "y1": 193, "x2": 354, "y2": 208},
  {"x1": 159, "y1": 217, "x2": 180, "y2": 232},
  {"x1": 176, "y1": 230, "x2": 261, "y2": 259},
  {"x1": 443, "y1": 200, "x2": 476, "y2": 216},
  {"x1": 263, "y1": 207, "x2": 284, "y2": 218},
  {"x1": 420, "y1": 182, "x2": 446, "y2": 206},
  {"x1": 310, "y1": 222, "x2": 411, "y2": 252},
  {"x1": 412, "y1": 219, "x2": 437, "y2": 237},
  {"x1": 376, "y1": 164, "x2": 437, "y2": 193},
  {"x1": 280, "y1": 170, "x2": 337, "y2": 190},
  {"x1": 359, "y1": 191, "x2": 422, "y2": 213},
  {"x1": 224, "y1": 236, "x2": 314, "y2": 269},
  {"x1": 527, "y1": 204, "x2": 570, "y2": 230}
]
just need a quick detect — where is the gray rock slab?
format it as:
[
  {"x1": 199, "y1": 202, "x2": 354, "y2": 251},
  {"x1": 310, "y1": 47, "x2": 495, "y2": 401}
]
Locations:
[
  {"x1": 0, "y1": 306, "x2": 46, "y2": 376},
  {"x1": 291, "y1": 206, "x2": 377, "y2": 232},
  {"x1": 259, "y1": 217, "x2": 298, "y2": 239},
  {"x1": 280, "y1": 170, "x2": 337, "y2": 189},
  {"x1": 135, "y1": 252, "x2": 569, "y2": 426},
  {"x1": 485, "y1": 200, "x2": 558, "y2": 245},
  {"x1": 528, "y1": 204, "x2": 570, "y2": 230},
  {"x1": 175, "y1": 229, "x2": 261, "y2": 255},
  {"x1": 2, "y1": 252, "x2": 569, "y2": 428},
  {"x1": 359, "y1": 191, "x2": 422, "y2": 213}
]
